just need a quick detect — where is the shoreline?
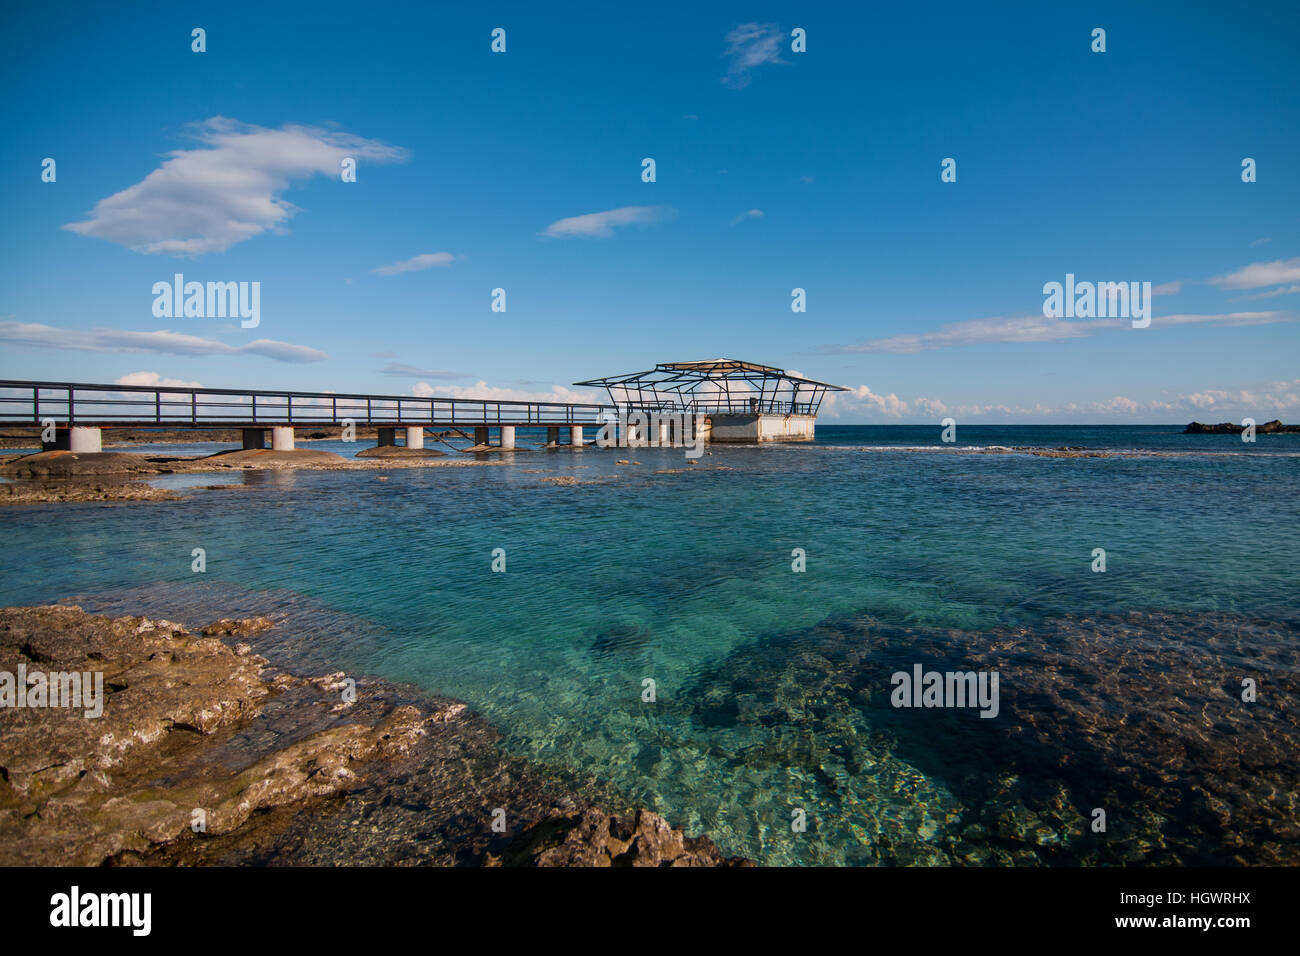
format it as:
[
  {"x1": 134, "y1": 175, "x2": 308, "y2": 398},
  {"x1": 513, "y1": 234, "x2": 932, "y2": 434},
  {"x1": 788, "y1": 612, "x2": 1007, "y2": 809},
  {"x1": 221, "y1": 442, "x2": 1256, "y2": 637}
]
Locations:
[{"x1": 0, "y1": 603, "x2": 751, "y2": 867}]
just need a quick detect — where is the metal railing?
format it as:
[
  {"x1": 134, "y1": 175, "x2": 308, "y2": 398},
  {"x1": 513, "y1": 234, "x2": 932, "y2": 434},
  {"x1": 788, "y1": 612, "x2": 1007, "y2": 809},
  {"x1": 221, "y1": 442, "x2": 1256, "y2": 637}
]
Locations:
[
  {"x1": 0, "y1": 380, "x2": 616, "y2": 428},
  {"x1": 0, "y1": 380, "x2": 822, "y2": 430}
]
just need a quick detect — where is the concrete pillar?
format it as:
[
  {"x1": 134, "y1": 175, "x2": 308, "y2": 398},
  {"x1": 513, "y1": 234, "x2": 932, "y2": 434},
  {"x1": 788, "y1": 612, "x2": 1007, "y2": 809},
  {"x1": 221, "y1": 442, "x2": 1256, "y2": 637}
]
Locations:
[
  {"x1": 656, "y1": 421, "x2": 670, "y2": 446},
  {"x1": 242, "y1": 429, "x2": 267, "y2": 450},
  {"x1": 474, "y1": 427, "x2": 489, "y2": 446},
  {"x1": 68, "y1": 427, "x2": 101, "y2": 453},
  {"x1": 570, "y1": 426, "x2": 583, "y2": 446},
  {"x1": 377, "y1": 427, "x2": 396, "y2": 447},
  {"x1": 405, "y1": 427, "x2": 424, "y2": 449},
  {"x1": 271, "y1": 427, "x2": 295, "y2": 451},
  {"x1": 499, "y1": 425, "x2": 516, "y2": 450},
  {"x1": 623, "y1": 424, "x2": 641, "y2": 447},
  {"x1": 547, "y1": 427, "x2": 559, "y2": 446}
]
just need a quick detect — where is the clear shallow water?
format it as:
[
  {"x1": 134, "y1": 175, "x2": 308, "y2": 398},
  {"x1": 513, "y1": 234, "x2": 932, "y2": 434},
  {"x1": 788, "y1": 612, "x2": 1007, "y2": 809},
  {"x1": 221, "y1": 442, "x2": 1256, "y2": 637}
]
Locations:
[{"x1": 2, "y1": 425, "x2": 1297, "y2": 864}]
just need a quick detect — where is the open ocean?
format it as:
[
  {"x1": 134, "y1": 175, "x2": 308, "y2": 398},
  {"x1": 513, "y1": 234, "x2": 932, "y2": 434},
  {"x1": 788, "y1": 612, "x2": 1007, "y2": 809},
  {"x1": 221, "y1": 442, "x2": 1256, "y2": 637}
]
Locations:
[{"x1": 2, "y1": 424, "x2": 1297, "y2": 865}]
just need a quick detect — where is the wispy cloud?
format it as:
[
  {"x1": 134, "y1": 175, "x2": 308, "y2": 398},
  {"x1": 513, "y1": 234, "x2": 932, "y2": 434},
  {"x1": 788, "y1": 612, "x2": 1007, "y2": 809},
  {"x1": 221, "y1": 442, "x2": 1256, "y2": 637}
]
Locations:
[
  {"x1": 0, "y1": 319, "x2": 327, "y2": 362},
  {"x1": 1250, "y1": 237, "x2": 1272, "y2": 246},
  {"x1": 1239, "y1": 284, "x2": 1300, "y2": 300},
  {"x1": 1153, "y1": 281, "x2": 1181, "y2": 295},
  {"x1": 828, "y1": 314, "x2": 1115, "y2": 354},
  {"x1": 722, "y1": 23, "x2": 786, "y2": 88},
  {"x1": 63, "y1": 117, "x2": 408, "y2": 256},
  {"x1": 378, "y1": 362, "x2": 470, "y2": 379},
  {"x1": 371, "y1": 252, "x2": 455, "y2": 275},
  {"x1": 1209, "y1": 257, "x2": 1300, "y2": 290},
  {"x1": 540, "y1": 205, "x2": 673, "y2": 239},
  {"x1": 825, "y1": 309, "x2": 1294, "y2": 354},
  {"x1": 729, "y1": 208, "x2": 764, "y2": 226}
]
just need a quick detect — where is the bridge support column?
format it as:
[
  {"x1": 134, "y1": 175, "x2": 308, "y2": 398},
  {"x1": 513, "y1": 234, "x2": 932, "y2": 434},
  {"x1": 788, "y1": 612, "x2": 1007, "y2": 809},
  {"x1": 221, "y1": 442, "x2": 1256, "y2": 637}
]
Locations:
[
  {"x1": 656, "y1": 421, "x2": 670, "y2": 446},
  {"x1": 473, "y1": 427, "x2": 489, "y2": 447},
  {"x1": 405, "y1": 427, "x2": 424, "y2": 449},
  {"x1": 271, "y1": 427, "x2": 295, "y2": 451},
  {"x1": 376, "y1": 427, "x2": 396, "y2": 447},
  {"x1": 242, "y1": 429, "x2": 266, "y2": 450},
  {"x1": 43, "y1": 426, "x2": 103, "y2": 453},
  {"x1": 499, "y1": 426, "x2": 516, "y2": 450},
  {"x1": 546, "y1": 427, "x2": 559, "y2": 446},
  {"x1": 569, "y1": 426, "x2": 583, "y2": 447}
]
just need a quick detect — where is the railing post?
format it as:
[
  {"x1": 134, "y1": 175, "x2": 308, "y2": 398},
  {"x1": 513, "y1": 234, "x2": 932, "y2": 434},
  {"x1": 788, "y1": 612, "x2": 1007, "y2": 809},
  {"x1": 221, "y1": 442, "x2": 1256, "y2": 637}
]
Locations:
[
  {"x1": 155, "y1": 390, "x2": 161, "y2": 423},
  {"x1": 366, "y1": 398, "x2": 372, "y2": 423},
  {"x1": 287, "y1": 394, "x2": 293, "y2": 423},
  {"x1": 32, "y1": 387, "x2": 38, "y2": 424},
  {"x1": 332, "y1": 396, "x2": 337, "y2": 422},
  {"x1": 67, "y1": 385, "x2": 75, "y2": 424},
  {"x1": 192, "y1": 391, "x2": 197, "y2": 425},
  {"x1": 252, "y1": 394, "x2": 257, "y2": 423}
]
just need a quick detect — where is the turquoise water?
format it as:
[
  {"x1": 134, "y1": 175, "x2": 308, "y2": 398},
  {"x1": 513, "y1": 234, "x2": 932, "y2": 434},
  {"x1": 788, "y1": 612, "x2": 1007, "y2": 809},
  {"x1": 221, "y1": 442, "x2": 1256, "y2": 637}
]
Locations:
[{"x1": 2, "y1": 425, "x2": 1297, "y2": 864}]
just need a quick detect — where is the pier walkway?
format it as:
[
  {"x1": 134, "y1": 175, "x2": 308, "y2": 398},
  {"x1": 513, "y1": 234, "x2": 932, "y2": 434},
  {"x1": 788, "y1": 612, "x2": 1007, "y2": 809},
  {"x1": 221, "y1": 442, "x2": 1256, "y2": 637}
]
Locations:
[{"x1": 0, "y1": 379, "x2": 613, "y2": 452}]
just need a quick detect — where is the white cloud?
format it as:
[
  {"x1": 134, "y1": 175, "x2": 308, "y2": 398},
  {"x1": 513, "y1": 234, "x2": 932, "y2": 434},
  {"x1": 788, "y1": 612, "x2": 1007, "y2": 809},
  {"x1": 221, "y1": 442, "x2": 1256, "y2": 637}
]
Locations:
[
  {"x1": 722, "y1": 23, "x2": 786, "y2": 88},
  {"x1": 1209, "y1": 257, "x2": 1300, "y2": 290},
  {"x1": 371, "y1": 252, "x2": 455, "y2": 275},
  {"x1": 64, "y1": 117, "x2": 408, "y2": 256},
  {"x1": 729, "y1": 208, "x2": 764, "y2": 226},
  {"x1": 0, "y1": 319, "x2": 327, "y2": 363},
  {"x1": 115, "y1": 371, "x2": 203, "y2": 388},
  {"x1": 1153, "y1": 281, "x2": 1181, "y2": 295},
  {"x1": 540, "y1": 205, "x2": 673, "y2": 239}
]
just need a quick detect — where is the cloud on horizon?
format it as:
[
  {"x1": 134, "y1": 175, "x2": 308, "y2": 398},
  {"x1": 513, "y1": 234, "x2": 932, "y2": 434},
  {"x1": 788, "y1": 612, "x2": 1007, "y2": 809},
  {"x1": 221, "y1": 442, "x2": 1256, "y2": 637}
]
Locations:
[
  {"x1": 115, "y1": 371, "x2": 203, "y2": 388},
  {"x1": 0, "y1": 319, "x2": 327, "y2": 363},
  {"x1": 64, "y1": 117, "x2": 408, "y2": 256},
  {"x1": 540, "y1": 205, "x2": 674, "y2": 239}
]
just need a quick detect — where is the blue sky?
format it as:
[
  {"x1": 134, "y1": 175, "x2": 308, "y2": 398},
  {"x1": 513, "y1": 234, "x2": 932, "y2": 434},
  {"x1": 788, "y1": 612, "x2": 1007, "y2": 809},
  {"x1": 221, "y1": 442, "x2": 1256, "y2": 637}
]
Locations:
[{"x1": 2, "y1": 0, "x2": 1297, "y2": 422}]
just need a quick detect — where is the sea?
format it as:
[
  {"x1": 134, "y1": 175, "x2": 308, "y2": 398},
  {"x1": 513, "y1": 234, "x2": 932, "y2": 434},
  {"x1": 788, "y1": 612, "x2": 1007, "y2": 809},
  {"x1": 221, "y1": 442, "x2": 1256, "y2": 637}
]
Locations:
[{"x1": 2, "y1": 424, "x2": 1297, "y2": 865}]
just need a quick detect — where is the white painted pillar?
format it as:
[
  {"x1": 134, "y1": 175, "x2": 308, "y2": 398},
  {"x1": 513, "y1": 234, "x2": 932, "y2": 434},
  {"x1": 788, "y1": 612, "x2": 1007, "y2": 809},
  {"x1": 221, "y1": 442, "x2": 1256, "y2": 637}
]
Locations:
[
  {"x1": 570, "y1": 426, "x2": 583, "y2": 446},
  {"x1": 405, "y1": 426, "x2": 424, "y2": 449},
  {"x1": 69, "y1": 427, "x2": 101, "y2": 453},
  {"x1": 499, "y1": 425, "x2": 516, "y2": 449},
  {"x1": 271, "y1": 426, "x2": 295, "y2": 451}
]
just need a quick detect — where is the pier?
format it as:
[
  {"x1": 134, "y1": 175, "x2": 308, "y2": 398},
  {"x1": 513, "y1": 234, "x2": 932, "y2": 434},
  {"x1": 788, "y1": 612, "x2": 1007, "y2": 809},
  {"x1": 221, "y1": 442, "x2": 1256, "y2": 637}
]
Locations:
[{"x1": 0, "y1": 361, "x2": 844, "y2": 453}]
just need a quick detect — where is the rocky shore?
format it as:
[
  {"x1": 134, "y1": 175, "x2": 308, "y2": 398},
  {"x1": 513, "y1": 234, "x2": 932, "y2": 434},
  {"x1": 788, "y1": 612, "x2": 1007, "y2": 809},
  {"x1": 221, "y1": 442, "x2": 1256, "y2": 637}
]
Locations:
[{"x1": 0, "y1": 605, "x2": 749, "y2": 867}]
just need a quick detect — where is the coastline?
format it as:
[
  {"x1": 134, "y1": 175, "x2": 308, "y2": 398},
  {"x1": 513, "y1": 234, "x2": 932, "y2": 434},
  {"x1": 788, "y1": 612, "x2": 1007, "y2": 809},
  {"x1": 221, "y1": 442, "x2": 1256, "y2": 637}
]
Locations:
[{"x1": 0, "y1": 604, "x2": 751, "y2": 867}]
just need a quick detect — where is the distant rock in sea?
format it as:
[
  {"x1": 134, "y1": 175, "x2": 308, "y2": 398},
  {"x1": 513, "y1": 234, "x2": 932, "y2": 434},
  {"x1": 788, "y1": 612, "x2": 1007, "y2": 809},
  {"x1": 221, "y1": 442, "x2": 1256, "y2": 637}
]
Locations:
[{"x1": 1184, "y1": 419, "x2": 1299, "y2": 434}]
